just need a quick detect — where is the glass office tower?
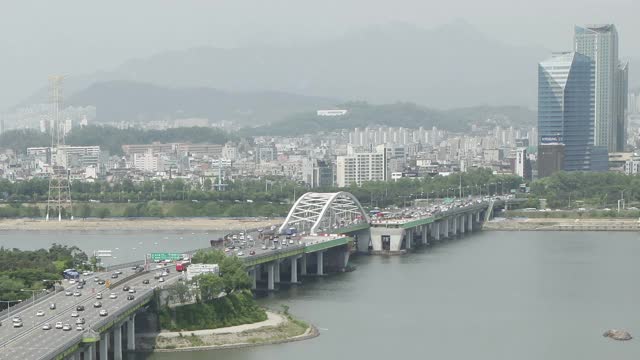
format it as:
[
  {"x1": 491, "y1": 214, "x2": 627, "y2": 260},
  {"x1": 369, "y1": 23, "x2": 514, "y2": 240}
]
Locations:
[{"x1": 538, "y1": 52, "x2": 598, "y2": 172}]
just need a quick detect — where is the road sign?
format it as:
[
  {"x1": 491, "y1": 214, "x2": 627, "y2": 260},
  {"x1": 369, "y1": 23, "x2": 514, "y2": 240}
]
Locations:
[{"x1": 150, "y1": 252, "x2": 183, "y2": 261}]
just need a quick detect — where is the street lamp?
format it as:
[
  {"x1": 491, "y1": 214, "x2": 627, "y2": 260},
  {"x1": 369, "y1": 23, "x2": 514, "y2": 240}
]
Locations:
[
  {"x1": 20, "y1": 289, "x2": 46, "y2": 305},
  {"x1": 0, "y1": 299, "x2": 22, "y2": 317}
]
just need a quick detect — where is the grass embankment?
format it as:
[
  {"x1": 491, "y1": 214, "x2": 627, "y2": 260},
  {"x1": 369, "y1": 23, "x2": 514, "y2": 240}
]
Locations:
[
  {"x1": 143, "y1": 312, "x2": 314, "y2": 351},
  {"x1": 159, "y1": 290, "x2": 267, "y2": 331}
]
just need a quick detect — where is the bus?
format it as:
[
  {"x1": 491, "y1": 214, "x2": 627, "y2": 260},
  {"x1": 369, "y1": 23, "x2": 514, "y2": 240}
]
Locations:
[
  {"x1": 63, "y1": 269, "x2": 80, "y2": 280},
  {"x1": 176, "y1": 261, "x2": 190, "y2": 272}
]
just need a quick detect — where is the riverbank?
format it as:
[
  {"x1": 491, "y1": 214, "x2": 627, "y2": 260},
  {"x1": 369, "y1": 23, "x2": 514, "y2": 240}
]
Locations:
[
  {"x1": 484, "y1": 217, "x2": 640, "y2": 231},
  {"x1": 136, "y1": 311, "x2": 318, "y2": 352},
  {"x1": 0, "y1": 217, "x2": 283, "y2": 232}
]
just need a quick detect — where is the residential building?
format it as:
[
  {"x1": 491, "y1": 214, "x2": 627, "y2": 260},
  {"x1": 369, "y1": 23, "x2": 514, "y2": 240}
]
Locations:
[
  {"x1": 336, "y1": 149, "x2": 386, "y2": 187},
  {"x1": 302, "y1": 158, "x2": 334, "y2": 188}
]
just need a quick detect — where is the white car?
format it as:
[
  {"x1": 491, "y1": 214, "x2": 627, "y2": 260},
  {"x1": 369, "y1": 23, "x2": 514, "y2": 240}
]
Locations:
[
  {"x1": 62, "y1": 324, "x2": 72, "y2": 331},
  {"x1": 42, "y1": 323, "x2": 51, "y2": 330},
  {"x1": 237, "y1": 252, "x2": 245, "y2": 256},
  {"x1": 73, "y1": 292, "x2": 81, "y2": 297},
  {"x1": 64, "y1": 291, "x2": 72, "y2": 296},
  {"x1": 55, "y1": 322, "x2": 63, "y2": 329},
  {"x1": 99, "y1": 310, "x2": 108, "y2": 317},
  {"x1": 69, "y1": 279, "x2": 76, "y2": 285},
  {"x1": 76, "y1": 325, "x2": 84, "y2": 331},
  {"x1": 71, "y1": 312, "x2": 79, "y2": 318},
  {"x1": 161, "y1": 272, "x2": 167, "y2": 277},
  {"x1": 109, "y1": 293, "x2": 117, "y2": 299},
  {"x1": 13, "y1": 321, "x2": 23, "y2": 328},
  {"x1": 96, "y1": 293, "x2": 102, "y2": 299},
  {"x1": 158, "y1": 277, "x2": 165, "y2": 282},
  {"x1": 128, "y1": 288, "x2": 136, "y2": 294},
  {"x1": 36, "y1": 310, "x2": 45, "y2": 317}
]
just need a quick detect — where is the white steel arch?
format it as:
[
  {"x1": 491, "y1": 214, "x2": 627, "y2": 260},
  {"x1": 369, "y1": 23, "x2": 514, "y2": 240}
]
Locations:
[{"x1": 278, "y1": 192, "x2": 369, "y2": 235}]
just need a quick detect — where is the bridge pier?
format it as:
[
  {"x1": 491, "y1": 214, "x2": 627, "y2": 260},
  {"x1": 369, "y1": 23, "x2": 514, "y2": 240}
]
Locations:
[
  {"x1": 468, "y1": 213, "x2": 473, "y2": 232},
  {"x1": 317, "y1": 251, "x2": 324, "y2": 275},
  {"x1": 405, "y1": 230, "x2": 412, "y2": 250},
  {"x1": 250, "y1": 268, "x2": 257, "y2": 290},
  {"x1": 460, "y1": 215, "x2": 466, "y2": 234},
  {"x1": 99, "y1": 332, "x2": 109, "y2": 360},
  {"x1": 301, "y1": 254, "x2": 307, "y2": 275},
  {"x1": 442, "y1": 219, "x2": 449, "y2": 238},
  {"x1": 267, "y1": 262, "x2": 275, "y2": 290},
  {"x1": 422, "y1": 224, "x2": 428, "y2": 245},
  {"x1": 127, "y1": 315, "x2": 136, "y2": 351},
  {"x1": 290, "y1": 256, "x2": 298, "y2": 283},
  {"x1": 452, "y1": 216, "x2": 458, "y2": 236},
  {"x1": 83, "y1": 343, "x2": 95, "y2": 360},
  {"x1": 114, "y1": 323, "x2": 123, "y2": 360},
  {"x1": 274, "y1": 260, "x2": 281, "y2": 283}
]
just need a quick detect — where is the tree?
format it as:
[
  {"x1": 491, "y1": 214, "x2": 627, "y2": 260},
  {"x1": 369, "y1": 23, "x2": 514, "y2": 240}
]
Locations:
[
  {"x1": 196, "y1": 273, "x2": 224, "y2": 302},
  {"x1": 80, "y1": 204, "x2": 92, "y2": 219},
  {"x1": 168, "y1": 282, "x2": 192, "y2": 304},
  {"x1": 96, "y1": 207, "x2": 111, "y2": 219}
]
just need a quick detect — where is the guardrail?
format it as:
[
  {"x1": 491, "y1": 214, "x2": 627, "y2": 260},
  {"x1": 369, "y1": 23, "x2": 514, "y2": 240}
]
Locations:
[{"x1": 0, "y1": 286, "x2": 63, "y2": 321}]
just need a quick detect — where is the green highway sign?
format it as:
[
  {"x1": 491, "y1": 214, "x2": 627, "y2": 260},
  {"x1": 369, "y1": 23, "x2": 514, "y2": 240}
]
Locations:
[{"x1": 150, "y1": 252, "x2": 183, "y2": 261}]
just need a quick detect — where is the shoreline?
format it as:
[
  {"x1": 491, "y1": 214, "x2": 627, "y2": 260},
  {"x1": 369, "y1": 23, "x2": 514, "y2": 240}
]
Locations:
[
  {"x1": 135, "y1": 311, "x2": 318, "y2": 352},
  {"x1": 484, "y1": 217, "x2": 640, "y2": 231},
  {"x1": 0, "y1": 217, "x2": 283, "y2": 232}
]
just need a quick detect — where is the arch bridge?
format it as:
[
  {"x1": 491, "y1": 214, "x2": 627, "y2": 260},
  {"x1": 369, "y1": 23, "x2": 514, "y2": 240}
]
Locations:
[{"x1": 278, "y1": 192, "x2": 370, "y2": 235}]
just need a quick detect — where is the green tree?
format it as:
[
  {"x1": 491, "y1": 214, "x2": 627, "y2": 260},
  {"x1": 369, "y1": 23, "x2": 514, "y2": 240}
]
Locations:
[
  {"x1": 196, "y1": 273, "x2": 224, "y2": 302},
  {"x1": 80, "y1": 204, "x2": 92, "y2": 219}
]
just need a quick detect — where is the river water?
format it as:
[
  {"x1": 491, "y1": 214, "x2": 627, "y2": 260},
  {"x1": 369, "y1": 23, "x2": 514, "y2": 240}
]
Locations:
[{"x1": 8, "y1": 230, "x2": 640, "y2": 359}]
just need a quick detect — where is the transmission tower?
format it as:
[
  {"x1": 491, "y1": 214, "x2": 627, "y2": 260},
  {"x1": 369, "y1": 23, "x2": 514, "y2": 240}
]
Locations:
[{"x1": 45, "y1": 76, "x2": 73, "y2": 221}]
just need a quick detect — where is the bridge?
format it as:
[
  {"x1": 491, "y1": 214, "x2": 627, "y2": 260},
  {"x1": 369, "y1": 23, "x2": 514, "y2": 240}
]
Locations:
[{"x1": 1, "y1": 191, "x2": 509, "y2": 360}]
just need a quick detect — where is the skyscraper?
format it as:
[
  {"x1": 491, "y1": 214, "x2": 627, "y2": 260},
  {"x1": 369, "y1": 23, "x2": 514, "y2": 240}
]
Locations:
[
  {"x1": 538, "y1": 52, "x2": 595, "y2": 172},
  {"x1": 574, "y1": 24, "x2": 629, "y2": 152}
]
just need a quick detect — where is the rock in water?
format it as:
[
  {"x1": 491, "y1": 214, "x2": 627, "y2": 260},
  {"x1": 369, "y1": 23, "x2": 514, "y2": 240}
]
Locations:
[{"x1": 603, "y1": 329, "x2": 632, "y2": 341}]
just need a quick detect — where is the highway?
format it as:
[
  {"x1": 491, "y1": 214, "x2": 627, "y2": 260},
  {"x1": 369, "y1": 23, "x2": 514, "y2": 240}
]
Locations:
[{"x1": 0, "y1": 265, "x2": 181, "y2": 360}]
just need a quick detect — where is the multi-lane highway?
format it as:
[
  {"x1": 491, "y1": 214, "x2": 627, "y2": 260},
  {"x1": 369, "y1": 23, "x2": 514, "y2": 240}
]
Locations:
[{"x1": 0, "y1": 265, "x2": 181, "y2": 360}]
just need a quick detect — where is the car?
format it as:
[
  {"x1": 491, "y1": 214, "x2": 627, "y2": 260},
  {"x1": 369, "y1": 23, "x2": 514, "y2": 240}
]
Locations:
[
  {"x1": 96, "y1": 293, "x2": 102, "y2": 299},
  {"x1": 128, "y1": 288, "x2": 136, "y2": 294},
  {"x1": 49, "y1": 303, "x2": 56, "y2": 310},
  {"x1": 69, "y1": 279, "x2": 76, "y2": 285},
  {"x1": 115, "y1": 270, "x2": 123, "y2": 275},
  {"x1": 94, "y1": 277, "x2": 100, "y2": 282},
  {"x1": 55, "y1": 322, "x2": 63, "y2": 329},
  {"x1": 76, "y1": 325, "x2": 84, "y2": 331},
  {"x1": 127, "y1": 295, "x2": 135, "y2": 300},
  {"x1": 262, "y1": 245, "x2": 267, "y2": 250},
  {"x1": 289, "y1": 240, "x2": 294, "y2": 245},
  {"x1": 111, "y1": 274, "x2": 118, "y2": 279},
  {"x1": 123, "y1": 286, "x2": 130, "y2": 292},
  {"x1": 73, "y1": 292, "x2": 81, "y2": 297},
  {"x1": 76, "y1": 305, "x2": 85, "y2": 311},
  {"x1": 13, "y1": 321, "x2": 23, "y2": 328},
  {"x1": 97, "y1": 280, "x2": 106, "y2": 285},
  {"x1": 142, "y1": 279, "x2": 149, "y2": 284},
  {"x1": 65, "y1": 291, "x2": 72, "y2": 296},
  {"x1": 161, "y1": 272, "x2": 167, "y2": 277},
  {"x1": 249, "y1": 250, "x2": 256, "y2": 256},
  {"x1": 71, "y1": 312, "x2": 79, "y2": 318},
  {"x1": 158, "y1": 277, "x2": 165, "y2": 282},
  {"x1": 75, "y1": 318, "x2": 85, "y2": 325},
  {"x1": 154, "y1": 273, "x2": 161, "y2": 279},
  {"x1": 62, "y1": 324, "x2": 72, "y2": 331},
  {"x1": 99, "y1": 310, "x2": 108, "y2": 317},
  {"x1": 165, "y1": 268, "x2": 170, "y2": 273},
  {"x1": 237, "y1": 251, "x2": 245, "y2": 256},
  {"x1": 76, "y1": 284, "x2": 83, "y2": 289},
  {"x1": 109, "y1": 293, "x2": 117, "y2": 299},
  {"x1": 131, "y1": 266, "x2": 138, "y2": 270},
  {"x1": 42, "y1": 323, "x2": 51, "y2": 330},
  {"x1": 12, "y1": 316, "x2": 22, "y2": 323},
  {"x1": 93, "y1": 301, "x2": 102, "y2": 308},
  {"x1": 82, "y1": 271, "x2": 89, "y2": 276},
  {"x1": 36, "y1": 310, "x2": 45, "y2": 317}
]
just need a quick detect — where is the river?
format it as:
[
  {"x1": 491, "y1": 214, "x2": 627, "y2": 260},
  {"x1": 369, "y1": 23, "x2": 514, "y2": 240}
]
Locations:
[{"x1": 9, "y1": 230, "x2": 640, "y2": 359}]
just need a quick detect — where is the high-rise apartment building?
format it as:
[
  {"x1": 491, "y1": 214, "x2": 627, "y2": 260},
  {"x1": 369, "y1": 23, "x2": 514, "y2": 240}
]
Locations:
[
  {"x1": 574, "y1": 24, "x2": 629, "y2": 152},
  {"x1": 538, "y1": 52, "x2": 599, "y2": 172},
  {"x1": 336, "y1": 149, "x2": 387, "y2": 187}
]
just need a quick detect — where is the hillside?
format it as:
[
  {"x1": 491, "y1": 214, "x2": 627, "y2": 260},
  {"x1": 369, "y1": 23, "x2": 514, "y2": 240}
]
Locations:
[
  {"x1": 243, "y1": 102, "x2": 536, "y2": 136},
  {"x1": 66, "y1": 81, "x2": 339, "y2": 125},
  {"x1": 17, "y1": 21, "x2": 548, "y2": 111}
]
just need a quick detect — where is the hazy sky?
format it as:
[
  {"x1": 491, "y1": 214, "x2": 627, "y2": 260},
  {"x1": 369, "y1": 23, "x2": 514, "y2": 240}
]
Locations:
[{"x1": 0, "y1": 0, "x2": 638, "y2": 109}]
